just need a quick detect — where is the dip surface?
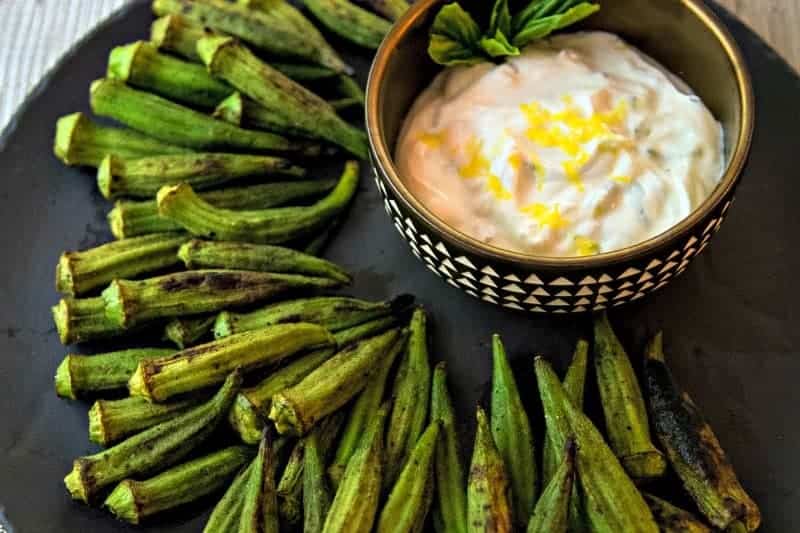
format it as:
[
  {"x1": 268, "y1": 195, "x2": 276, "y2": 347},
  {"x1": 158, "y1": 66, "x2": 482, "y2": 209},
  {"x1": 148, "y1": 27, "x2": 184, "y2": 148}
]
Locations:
[{"x1": 395, "y1": 32, "x2": 724, "y2": 257}]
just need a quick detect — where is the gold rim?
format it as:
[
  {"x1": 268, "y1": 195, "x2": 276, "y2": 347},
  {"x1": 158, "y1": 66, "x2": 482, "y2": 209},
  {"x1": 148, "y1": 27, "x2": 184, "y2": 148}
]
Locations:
[{"x1": 366, "y1": 0, "x2": 754, "y2": 269}]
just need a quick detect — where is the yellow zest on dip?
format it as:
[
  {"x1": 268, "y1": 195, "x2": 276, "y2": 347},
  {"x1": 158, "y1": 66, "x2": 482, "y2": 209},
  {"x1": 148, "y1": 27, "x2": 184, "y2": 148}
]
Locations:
[{"x1": 395, "y1": 32, "x2": 724, "y2": 257}]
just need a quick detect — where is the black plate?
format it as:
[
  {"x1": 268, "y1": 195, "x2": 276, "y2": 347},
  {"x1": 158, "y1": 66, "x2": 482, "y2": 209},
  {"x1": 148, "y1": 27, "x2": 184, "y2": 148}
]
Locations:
[{"x1": 0, "y1": 1, "x2": 797, "y2": 531}]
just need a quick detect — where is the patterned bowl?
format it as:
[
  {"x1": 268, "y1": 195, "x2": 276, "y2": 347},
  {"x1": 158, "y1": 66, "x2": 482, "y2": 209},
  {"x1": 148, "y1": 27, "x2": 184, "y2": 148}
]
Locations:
[{"x1": 365, "y1": 0, "x2": 754, "y2": 314}]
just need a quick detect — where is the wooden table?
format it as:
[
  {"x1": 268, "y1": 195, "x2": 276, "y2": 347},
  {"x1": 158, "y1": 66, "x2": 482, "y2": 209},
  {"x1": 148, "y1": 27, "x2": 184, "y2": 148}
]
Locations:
[{"x1": 718, "y1": 0, "x2": 800, "y2": 71}]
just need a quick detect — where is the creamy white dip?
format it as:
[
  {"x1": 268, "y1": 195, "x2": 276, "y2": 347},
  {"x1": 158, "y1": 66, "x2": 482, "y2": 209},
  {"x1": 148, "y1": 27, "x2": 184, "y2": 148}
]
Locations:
[{"x1": 395, "y1": 32, "x2": 724, "y2": 257}]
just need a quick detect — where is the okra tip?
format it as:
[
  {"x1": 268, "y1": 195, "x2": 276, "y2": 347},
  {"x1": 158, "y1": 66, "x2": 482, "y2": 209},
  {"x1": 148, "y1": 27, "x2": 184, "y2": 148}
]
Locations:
[
  {"x1": 87, "y1": 401, "x2": 110, "y2": 446},
  {"x1": 645, "y1": 331, "x2": 665, "y2": 362},
  {"x1": 96, "y1": 155, "x2": 120, "y2": 200},
  {"x1": 620, "y1": 450, "x2": 668, "y2": 482},
  {"x1": 107, "y1": 41, "x2": 144, "y2": 82},
  {"x1": 64, "y1": 459, "x2": 94, "y2": 503},
  {"x1": 149, "y1": 14, "x2": 178, "y2": 48},
  {"x1": 53, "y1": 112, "x2": 85, "y2": 165},
  {"x1": 52, "y1": 299, "x2": 75, "y2": 345},
  {"x1": 104, "y1": 480, "x2": 141, "y2": 524},
  {"x1": 212, "y1": 311, "x2": 234, "y2": 339},
  {"x1": 54, "y1": 356, "x2": 76, "y2": 399}
]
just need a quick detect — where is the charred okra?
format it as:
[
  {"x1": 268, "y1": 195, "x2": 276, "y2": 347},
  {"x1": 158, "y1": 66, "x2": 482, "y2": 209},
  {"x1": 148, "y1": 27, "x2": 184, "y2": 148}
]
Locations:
[
  {"x1": 468, "y1": 407, "x2": 512, "y2": 533},
  {"x1": 163, "y1": 315, "x2": 216, "y2": 349},
  {"x1": 526, "y1": 441, "x2": 575, "y2": 533},
  {"x1": 643, "y1": 493, "x2": 712, "y2": 533},
  {"x1": 89, "y1": 395, "x2": 204, "y2": 446},
  {"x1": 303, "y1": 0, "x2": 392, "y2": 50}
]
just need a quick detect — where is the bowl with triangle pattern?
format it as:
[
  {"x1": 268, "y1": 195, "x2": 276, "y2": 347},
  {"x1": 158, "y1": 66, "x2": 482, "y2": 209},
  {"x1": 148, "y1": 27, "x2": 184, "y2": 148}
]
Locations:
[{"x1": 365, "y1": 0, "x2": 753, "y2": 314}]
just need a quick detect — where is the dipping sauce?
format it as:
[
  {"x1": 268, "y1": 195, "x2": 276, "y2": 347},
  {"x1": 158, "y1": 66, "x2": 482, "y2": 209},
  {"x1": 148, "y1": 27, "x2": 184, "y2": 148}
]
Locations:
[{"x1": 395, "y1": 32, "x2": 724, "y2": 257}]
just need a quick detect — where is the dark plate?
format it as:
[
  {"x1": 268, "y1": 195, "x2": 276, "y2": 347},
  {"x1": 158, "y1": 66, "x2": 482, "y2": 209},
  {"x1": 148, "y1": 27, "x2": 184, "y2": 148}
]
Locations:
[{"x1": 0, "y1": 1, "x2": 797, "y2": 531}]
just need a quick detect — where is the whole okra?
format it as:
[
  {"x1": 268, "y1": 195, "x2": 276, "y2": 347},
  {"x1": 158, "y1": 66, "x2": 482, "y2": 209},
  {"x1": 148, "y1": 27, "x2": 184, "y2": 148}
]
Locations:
[
  {"x1": 643, "y1": 492, "x2": 712, "y2": 533},
  {"x1": 468, "y1": 407, "x2": 512, "y2": 533},
  {"x1": 104, "y1": 445, "x2": 254, "y2": 523},
  {"x1": 179, "y1": 240, "x2": 351, "y2": 284},
  {"x1": 270, "y1": 328, "x2": 401, "y2": 435},
  {"x1": 55, "y1": 347, "x2": 174, "y2": 399},
  {"x1": 352, "y1": 0, "x2": 409, "y2": 21},
  {"x1": 89, "y1": 395, "x2": 204, "y2": 446},
  {"x1": 594, "y1": 314, "x2": 667, "y2": 481},
  {"x1": 56, "y1": 232, "x2": 189, "y2": 295},
  {"x1": 385, "y1": 308, "x2": 431, "y2": 490},
  {"x1": 108, "y1": 179, "x2": 335, "y2": 238},
  {"x1": 526, "y1": 441, "x2": 575, "y2": 533},
  {"x1": 197, "y1": 37, "x2": 368, "y2": 158},
  {"x1": 52, "y1": 296, "x2": 126, "y2": 344},
  {"x1": 238, "y1": 430, "x2": 280, "y2": 533},
  {"x1": 64, "y1": 371, "x2": 241, "y2": 504},
  {"x1": 54, "y1": 112, "x2": 191, "y2": 168},
  {"x1": 644, "y1": 333, "x2": 761, "y2": 531},
  {"x1": 304, "y1": 0, "x2": 392, "y2": 50},
  {"x1": 163, "y1": 315, "x2": 216, "y2": 349},
  {"x1": 129, "y1": 322, "x2": 334, "y2": 402},
  {"x1": 156, "y1": 160, "x2": 359, "y2": 244},
  {"x1": 101, "y1": 269, "x2": 342, "y2": 329},
  {"x1": 97, "y1": 152, "x2": 305, "y2": 199},
  {"x1": 491, "y1": 334, "x2": 537, "y2": 526}
]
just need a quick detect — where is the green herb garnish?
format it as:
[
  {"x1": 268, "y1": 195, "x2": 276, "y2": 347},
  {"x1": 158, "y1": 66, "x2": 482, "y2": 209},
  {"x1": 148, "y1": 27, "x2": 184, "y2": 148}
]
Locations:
[{"x1": 428, "y1": 0, "x2": 600, "y2": 66}]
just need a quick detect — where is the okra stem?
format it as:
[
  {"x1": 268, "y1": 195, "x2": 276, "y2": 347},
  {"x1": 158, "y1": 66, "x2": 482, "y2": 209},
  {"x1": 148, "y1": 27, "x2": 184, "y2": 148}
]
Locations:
[
  {"x1": 467, "y1": 407, "x2": 513, "y2": 533},
  {"x1": 129, "y1": 322, "x2": 334, "y2": 402},
  {"x1": 150, "y1": 14, "x2": 217, "y2": 62},
  {"x1": 352, "y1": 0, "x2": 410, "y2": 21},
  {"x1": 163, "y1": 315, "x2": 216, "y2": 349},
  {"x1": 89, "y1": 395, "x2": 204, "y2": 446},
  {"x1": 52, "y1": 297, "x2": 126, "y2": 345},
  {"x1": 104, "y1": 445, "x2": 253, "y2": 524},
  {"x1": 642, "y1": 492, "x2": 713, "y2": 533},
  {"x1": 304, "y1": 0, "x2": 392, "y2": 49}
]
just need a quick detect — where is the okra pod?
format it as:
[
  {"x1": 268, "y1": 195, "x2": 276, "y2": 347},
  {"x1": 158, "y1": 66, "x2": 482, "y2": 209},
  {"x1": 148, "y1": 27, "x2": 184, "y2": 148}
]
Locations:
[
  {"x1": 303, "y1": 427, "x2": 331, "y2": 533},
  {"x1": 180, "y1": 240, "x2": 350, "y2": 284},
  {"x1": 332, "y1": 315, "x2": 398, "y2": 346},
  {"x1": 204, "y1": 461, "x2": 253, "y2": 533},
  {"x1": 102, "y1": 269, "x2": 342, "y2": 329},
  {"x1": 352, "y1": 0, "x2": 410, "y2": 21},
  {"x1": 56, "y1": 233, "x2": 189, "y2": 296},
  {"x1": 534, "y1": 357, "x2": 658, "y2": 533},
  {"x1": 153, "y1": 0, "x2": 351, "y2": 74},
  {"x1": 594, "y1": 313, "x2": 667, "y2": 481},
  {"x1": 163, "y1": 315, "x2": 216, "y2": 349},
  {"x1": 150, "y1": 14, "x2": 217, "y2": 62},
  {"x1": 644, "y1": 333, "x2": 761, "y2": 531},
  {"x1": 54, "y1": 112, "x2": 191, "y2": 168},
  {"x1": 467, "y1": 407, "x2": 512, "y2": 533},
  {"x1": 272, "y1": 62, "x2": 338, "y2": 81},
  {"x1": 430, "y1": 362, "x2": 468, "y2": 533},
  {"x1": 64, "y1": 371, "x2": 241, "y2": 503},
  {"x1": 90, "y1": 78, "x2": 315, "y2": 154},
  {"x1": 270, "y1": 328, "x2": 401, "y2": 435},
  {"x1": 98, "y1": 152, "x2": 305, "y2": 200},
  {"x1": 302, "y1": 217, "x2": 340, "y2": 256},
  {"x1": 329, "y1": 97, "x2": 361, "y2": 111},
  {"x1": 304, "y1": 0, "x2": 391, "y2": 49},
  {"x1": 108, "y1": 41, "x2": 231, "y2": 108},
  {"x1": 215, "y1": 294, "x2": 409, "y2": 339},
  {"x1": 55, "y1": 347, "x2": 174, "y2": 399},
  {"x1": 526, "y1": 441, "x2": 575, "y2": 533},
  {"x1": 329, "y1": 332, "x2": 407, "y2": 486},
  {"x1": 333, "y1": 74, "x2": 365, "y2": 104},
  {"x1": 156, "y1": 160, "x2": 359, "y2": 244},
  {"x1": 490, "y1": 334, "x2": 537, "y2": 525},
  {"x1": 52, "y1": 296, "x2": 125, "y2": 344},
  {"x1": 385, "y1": 308, "x2": 431, "y2": 489},
  {"x1": 108, "y1": 179, "x2": 335, "y2": 238},
  {"x1": 89, "y1": 395, "x2": 204, "y2": 446},
  {"x1": 642, "y1": 492, "x2": 712, "y2": 533},
  {"x1": 197, "y1": 37, "x2": 368, "y2": 158},
  {"x1": 322, "y1": 404, "x2": 389, "y2": 533},
  {"x1": 129, "y1": 322, "x2": 334, "y2": 402},
  {"x1": 238, "y1": 430, "x2": 280, "y2": 533},
  {"x1": 104, "y1": 445, "x2": 253, "y2": 523},
  {"x1": 377, "y1": 422, "x2": 440, "y2": 533}
]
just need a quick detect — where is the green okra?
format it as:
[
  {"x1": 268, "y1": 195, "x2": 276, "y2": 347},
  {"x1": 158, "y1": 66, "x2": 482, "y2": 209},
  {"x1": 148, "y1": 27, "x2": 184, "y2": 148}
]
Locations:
[
  {"x1": 56, "y1": 232, "x2": 189, "y2": 296},
  {"x1": 153, "y1": 0, "x2": 351, "y2": 74},
  {"x1": 163, "y1": 315, "x2": 216, "y2": 349},
  {"x1": 332, "y1": 315, "x2": 398, "y2": 346},
  {"x1": 322, "y1": 404, "x2": 389, "y2": 533},
  {"x1": 643, "y1": 493, "x2": 712, "y2": 533},
  {"x1": 468, "y1": 407, "x2": 512, "y2": 533},
  {"x1": 594, "y1": 313, "x2": 667, "y2": 481},
  {"x1": 430, "y1": 362, "x2": 467, "y2": 533},
  {"x1": 90, "y1": 78, "x2": 317, "y2": 154},
  {"x1": 89, "y1": 395, "x2": 204, "y2": 446},
  {"x1": 329, "y1": 97, "x2": 361, "y2": 111},
  {"x1": 150, "y1": 14, "x2": 217, "y2": 62},
  {"x1": 534, "y1": 357, "x2": 658, "y2": 533},
  {"x1": 212, "y1": 91, "x2": 244, "y2": 126},
  {"x1": 377, "y1": 422, "x2": 440, "y2": 533},
  {"x1": 272, "y1": 62, "x2": 338, "y2": 81},
  {"x1": 179, "y1": 240, "x2": 351, "y2": 284},
  {"x1": 303, "y1": 0, "x2": 392, "y2": 49},
  {"x1": 270, "y1": 328, "x2": 401, "y2": 435},
  {"x1": 204, "y1": 461, "x2": 253, "y2": 533},
  {"x1": 104, "y1": 445, "x2": 253, "y2": 523},
  {"x1": 491, "y1": 334, "x2": 537, "y2": 526},
  {"x1": 333, "y1": 75, "x2": 365, "y2": 104},
  {"x1": 54, "y1": 112, "x2": 191, "y2": 168},
  {"x1": 108, "y1": 179, "x2": 336, "y2": 238},
  {"x1": 157, "y1": 160, "x2": 359, "y2": 244},
  {"x1": 385, "y1": 308, "x2": 431, "y2": 490},
  {"x1": 303, "y1": 426, "x2": 332, "y2": 533},
  {"x1": 102, "y1": 269, "x2": 342, "y2": 329},
  {"x1": 239, "y1": 431, "x2": 280, "y2": 533},
  {"x1": 108, "y1": 41, "x2": 231, "y2": 108},
  {"x1": 303, "y1": 217, "x2": 341, "y2": 256},
  {"x1": 129, "y1": 322, "x2": 334, "y2": 402},
  {"x1": 55, "y1": 347, "x2": 175, "y2": 399},
  {"x1": 352, "y1": 0, "x2": 409, "y2": 21},
  {"x1": 215, "y1": 294, "x2": 410, "y2": 339},
  {"x1": 64, "y1": 371, "x2": 241, "y2": 504},
  {"x1": 197, "y1": 37, "x2": 368, "y2": 158},
  {"x1": 52, "y1": 296, "x2": 126, "y2": 344},
  {"x1": 644, "y1": 333, "x2": 761, "y2": 531},
  {"x1": 526, "y1": 440, "x2": 575, "y2": 533},
  {"x1": 329, "y1": 332, "x2": 408, "y2": 486},
  {"x1": 97, "y1": 152, "x2": 306, "y2": 200}
]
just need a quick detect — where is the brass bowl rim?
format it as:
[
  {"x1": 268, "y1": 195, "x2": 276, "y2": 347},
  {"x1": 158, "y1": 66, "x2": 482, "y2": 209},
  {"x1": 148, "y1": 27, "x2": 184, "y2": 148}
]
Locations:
[{"x1": 365, "y1": 0, "x2": 754, "y2": 268}]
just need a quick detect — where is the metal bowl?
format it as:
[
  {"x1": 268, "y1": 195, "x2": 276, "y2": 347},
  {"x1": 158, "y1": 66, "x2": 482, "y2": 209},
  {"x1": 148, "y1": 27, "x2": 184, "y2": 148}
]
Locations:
[{"x1": 366, "y1": 0, "x2": 754, "y2": 313}]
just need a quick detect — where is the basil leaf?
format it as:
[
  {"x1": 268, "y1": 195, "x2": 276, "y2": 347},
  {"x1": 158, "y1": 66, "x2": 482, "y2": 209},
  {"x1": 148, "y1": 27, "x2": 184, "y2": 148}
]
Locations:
[
  {"x1": 480, "y1": 30, "x2": 520, "y2": 58},
  {"x1": 428, "y1": 2, "x2": 486, "y2": 66},
  {"x1": 512, "y1": 2, "x2": 600, "y2": 47},
  {"x1": 488, "y1": 0, "x2": 513, "y2": 37}
]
